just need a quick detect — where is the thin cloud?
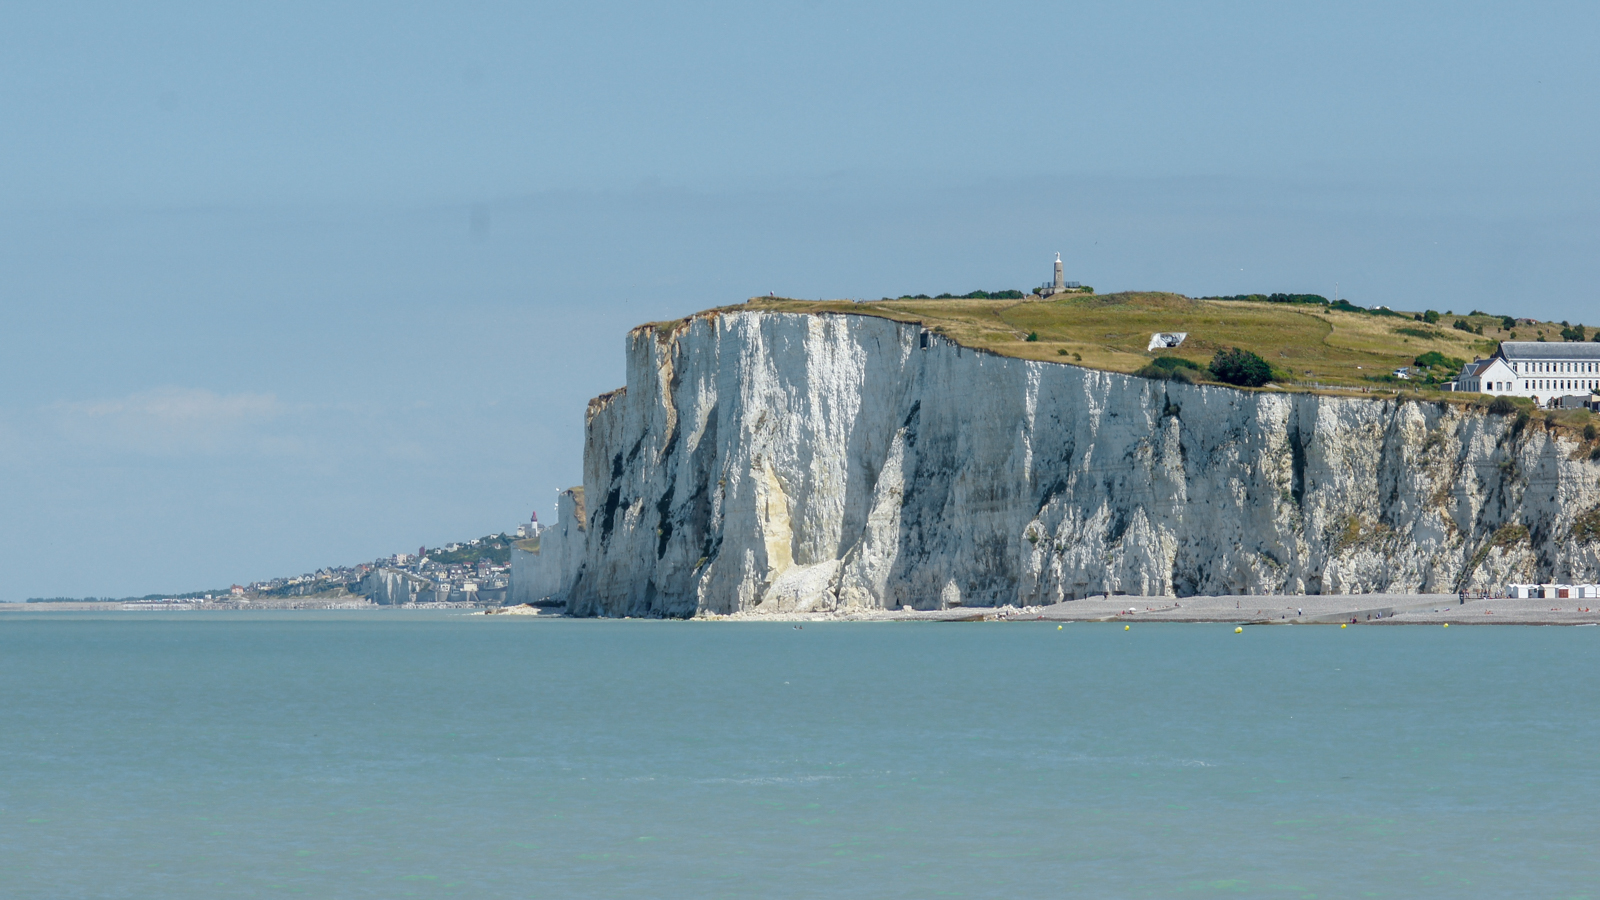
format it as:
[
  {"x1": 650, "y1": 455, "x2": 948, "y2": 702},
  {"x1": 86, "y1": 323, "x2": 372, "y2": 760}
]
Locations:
[{"x1": 52, "y1": 387, "x2": 287, "y2": 456}]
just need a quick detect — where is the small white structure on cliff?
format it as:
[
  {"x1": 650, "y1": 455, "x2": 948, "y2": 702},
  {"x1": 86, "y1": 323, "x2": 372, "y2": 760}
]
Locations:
[{"x1": 1458, "y1": 341, "x2": 1600, "y2": 407}]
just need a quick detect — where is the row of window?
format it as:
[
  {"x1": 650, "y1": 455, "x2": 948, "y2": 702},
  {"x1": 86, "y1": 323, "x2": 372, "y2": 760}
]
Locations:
[
  {"x1": 1512, "y1": 361, "x2": 1599, "y2": 373},
  {"x1": 1475, "y1": 379, "x2": 1598, "y2": 393},
  {"x1": 1526, "y1": 379, "x2": 1598, "y2": 392},
  {"x1": 1494, "y1": 379, "x2": 1599, "y2": 392}
]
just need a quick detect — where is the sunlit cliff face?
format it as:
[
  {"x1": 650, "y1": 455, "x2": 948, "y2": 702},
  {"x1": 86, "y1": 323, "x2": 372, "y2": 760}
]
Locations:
[{"x1": 520, "y1": 312, "x2": 1600, "y2": 617}]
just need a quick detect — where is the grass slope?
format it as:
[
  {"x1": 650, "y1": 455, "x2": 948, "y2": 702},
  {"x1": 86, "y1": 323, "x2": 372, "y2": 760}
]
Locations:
[{"x1": 732, "y1": 292, "x2": 1571, "y2": 394}]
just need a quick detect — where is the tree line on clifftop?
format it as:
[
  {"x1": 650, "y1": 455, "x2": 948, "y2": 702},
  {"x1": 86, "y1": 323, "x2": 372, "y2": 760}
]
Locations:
[{"x1": 893, "y1": 289, "x2": 1029, "y2": 300}]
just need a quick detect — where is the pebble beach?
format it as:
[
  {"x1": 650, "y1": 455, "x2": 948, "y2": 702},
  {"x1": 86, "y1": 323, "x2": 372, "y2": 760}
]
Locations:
[{"x1": 693, "y1": 592, "x2": 1600, "y2": 626}]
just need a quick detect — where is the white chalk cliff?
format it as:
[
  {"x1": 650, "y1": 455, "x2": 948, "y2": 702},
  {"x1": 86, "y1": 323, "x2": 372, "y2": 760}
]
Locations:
[
  {"x1": 518, "y1": 311, "x2": 1600, "y2": 616},
  {"x1": 359, "y1": 567, "x2": 432, "y2": 606},
  {"x1": 509, "y1": 487, "x2": 586, "y2": 605}
]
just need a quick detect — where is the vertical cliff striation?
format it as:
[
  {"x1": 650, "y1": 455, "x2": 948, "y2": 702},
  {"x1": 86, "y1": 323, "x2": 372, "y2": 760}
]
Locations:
[
  {"x1": 509, "y1": 487, "x2": 586, "y2": 605},
  {"x1": 359, "y1": 567, "x2": 432, "y2": 606},
  {"x1": 526, "y1": 311, "x2": 1600, "y2": 616}
]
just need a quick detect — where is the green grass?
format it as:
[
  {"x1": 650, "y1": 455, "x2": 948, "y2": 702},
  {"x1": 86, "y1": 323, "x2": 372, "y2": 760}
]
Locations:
[
  {"x1": 1575, "y1": 507, "x2": 1600, "y2": 543},
  {"x1": 725, "y1": 292, "x2": 1536, "y2": 393},
  {"x1": 424, "y1": 535, "x2": 514, "y2": 566}
]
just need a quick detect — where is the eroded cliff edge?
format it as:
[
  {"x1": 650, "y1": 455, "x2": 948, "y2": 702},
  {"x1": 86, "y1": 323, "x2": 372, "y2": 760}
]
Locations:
[{"x1": 529, "y1": 311, "x2": 1600, "y2": 616}]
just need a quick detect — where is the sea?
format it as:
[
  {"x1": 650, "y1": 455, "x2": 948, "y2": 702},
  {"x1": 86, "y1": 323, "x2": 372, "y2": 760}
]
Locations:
[{"x1": 2, "y1": 612, "x2": 1598, "y2": 899}]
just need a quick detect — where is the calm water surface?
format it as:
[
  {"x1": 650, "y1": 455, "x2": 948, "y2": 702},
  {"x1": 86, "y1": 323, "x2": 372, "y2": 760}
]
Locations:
[{"x1": 1, "y1": 612, "x2": 1597, "y2": 898}]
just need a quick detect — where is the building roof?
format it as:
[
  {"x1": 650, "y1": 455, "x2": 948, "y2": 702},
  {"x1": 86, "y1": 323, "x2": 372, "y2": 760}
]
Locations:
[{"x1": 1496, "y1": 341, "x2": 1600, "y2": 360}]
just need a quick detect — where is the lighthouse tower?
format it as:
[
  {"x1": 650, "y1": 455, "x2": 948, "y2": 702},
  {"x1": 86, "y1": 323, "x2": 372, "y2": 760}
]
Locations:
[{"x1": 1053, "y1": 253, "x2": 1065, "y2": 293}]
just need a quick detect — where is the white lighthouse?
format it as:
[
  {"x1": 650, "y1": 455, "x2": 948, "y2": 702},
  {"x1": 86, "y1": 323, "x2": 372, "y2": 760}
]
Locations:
[{"x1": 1053, "y1": 253, "x2": 1065, "y2": 293}]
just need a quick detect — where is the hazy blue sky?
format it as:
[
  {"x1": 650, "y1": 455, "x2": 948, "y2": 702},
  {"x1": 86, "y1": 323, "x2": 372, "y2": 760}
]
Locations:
[{"x1": 4, "y1": 1, "x2": 1598, "y2": 599}]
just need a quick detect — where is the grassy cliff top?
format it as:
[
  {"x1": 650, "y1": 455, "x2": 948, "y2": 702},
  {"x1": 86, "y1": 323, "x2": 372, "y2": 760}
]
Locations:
[{"x1": 721, "y1": 292, "x2": 1587, "y2": 395}]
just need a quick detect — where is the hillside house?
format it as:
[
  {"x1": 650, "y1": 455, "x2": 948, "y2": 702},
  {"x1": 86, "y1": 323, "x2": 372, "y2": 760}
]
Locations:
[
  {"x1": 1456, "y1": 341, "x2": 1600, "y2": 407},
  {"x1": 1456, "y1": 356, "x2": 1517, "y2": 394}
]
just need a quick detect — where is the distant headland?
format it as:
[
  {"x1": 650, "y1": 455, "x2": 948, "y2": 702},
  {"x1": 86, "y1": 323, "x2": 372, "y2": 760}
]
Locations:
[{"x1": 512, "y1": 267, "x2": 1600, "y2": 616}]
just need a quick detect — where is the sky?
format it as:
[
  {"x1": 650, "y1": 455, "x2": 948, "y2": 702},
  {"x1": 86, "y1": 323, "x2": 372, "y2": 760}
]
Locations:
[{"x1": 3, "y1": 1, "x2": 1598, "y2": 600}]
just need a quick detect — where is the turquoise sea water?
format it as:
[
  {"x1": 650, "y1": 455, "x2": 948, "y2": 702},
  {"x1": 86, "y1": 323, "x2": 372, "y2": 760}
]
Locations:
[{"x1": 2, "y1": 613, "x2": 1598, "y2": 898}]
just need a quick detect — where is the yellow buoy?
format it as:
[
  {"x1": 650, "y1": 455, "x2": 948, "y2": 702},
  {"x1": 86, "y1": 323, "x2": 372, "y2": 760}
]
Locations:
[
  {"x1": 1057, "y1": 625, "x2": 1062, "y2": 630},
  {"x1": 1124, "y1": 624, "x2": 1130, "y2": 630},
  {"x1": 1234, "y1": 626, "x2": 1243, "y2": 634},
  {"x1": 1443, "y1": 623, "x2": 1449, "y2": 628},
  {"x1": 1340, "y1": 623, "x2": 1347, "y2": 628}
]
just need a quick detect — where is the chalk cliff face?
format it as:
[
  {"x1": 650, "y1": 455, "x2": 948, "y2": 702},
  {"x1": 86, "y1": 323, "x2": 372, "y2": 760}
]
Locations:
[
  {"x1": 509, "y1": 488, "x2": 586, "y2": 605},
  {"x1": 531, "y1": 311, "x2": 1600, "y2": 617},
  {"x1": 359, "y1": 567, "x2": 431, "y2": 606}
]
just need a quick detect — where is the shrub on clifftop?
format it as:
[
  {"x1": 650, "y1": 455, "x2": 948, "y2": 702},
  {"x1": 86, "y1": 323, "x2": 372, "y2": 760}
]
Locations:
[
  {"x1": 1135, "y1": 356, "x2": 1202, "y2": 383},
  {"x1": 1208, "y1": 347, "x2": 1272, "y2": 387},
  {"x1": 1488, "y1": 396, "x2": 1518, "y2": 415}
]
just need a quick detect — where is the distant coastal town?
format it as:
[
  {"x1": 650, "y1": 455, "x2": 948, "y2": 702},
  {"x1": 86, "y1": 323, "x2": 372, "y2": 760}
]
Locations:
[{"x1": 19, "y1": 517, "x2": 544, "y2": 611}]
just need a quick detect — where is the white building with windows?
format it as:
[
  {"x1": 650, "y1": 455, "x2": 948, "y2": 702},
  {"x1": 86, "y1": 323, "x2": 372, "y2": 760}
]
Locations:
[
  {"x1": 1456, "y1": 356, "x2": 1517, "y2": 394},
  {"x1": 1456, "y1": 341, "x2": 1600, "y2": 407}
]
